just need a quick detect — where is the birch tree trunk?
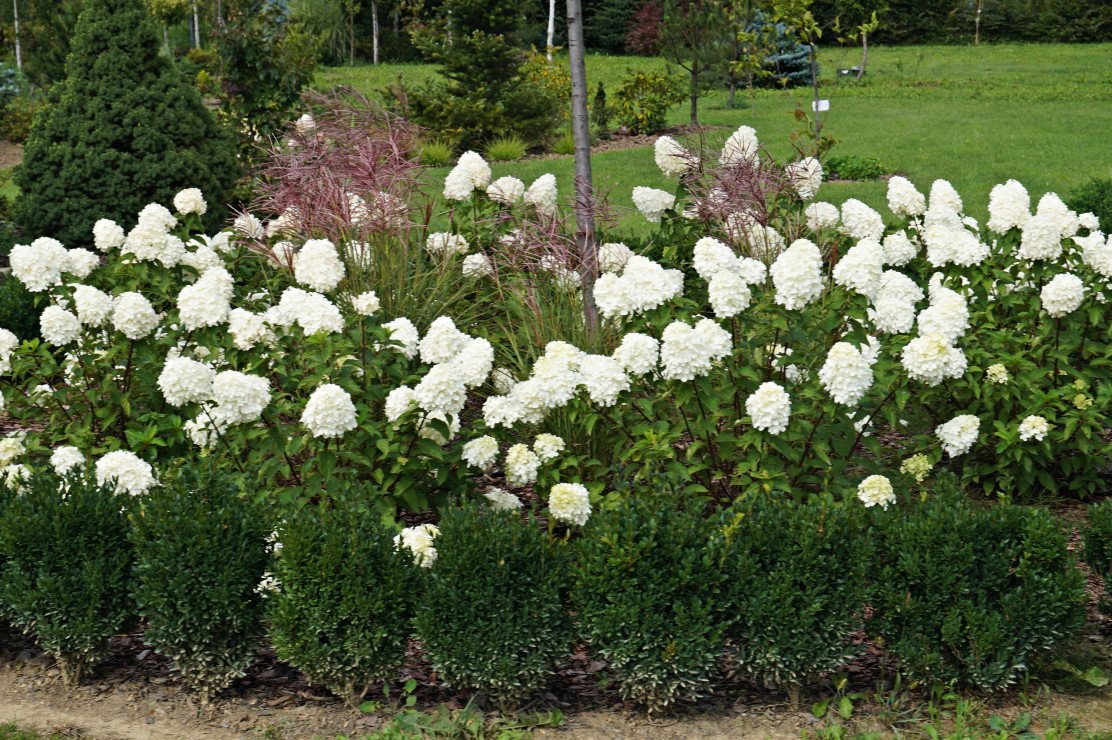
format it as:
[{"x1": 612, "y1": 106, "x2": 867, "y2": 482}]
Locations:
[
  {"x1": 566, "y1": 0, "x2": 598, "y2": 334},
  {"x1": 13, "y1": 0, "x2": 21, "y2": 71},
  {"x1": 546, "y1": 0, "x2": 555, "y2": 61},
  {"x1": 192, "y1": 0, "x2": 200, "y2": 48},
  {"x1": 372, "y1": 1, "x2": 380, "y2": 65}
]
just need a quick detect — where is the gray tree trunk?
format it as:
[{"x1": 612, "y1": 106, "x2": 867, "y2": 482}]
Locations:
[
  {"x1": 13, "y1": 0, "x2": 21, "y2": 71},
  {"x1": 857, "y1": 31, "x2": 867, "y2": 80},
  {"x1": 690, "y1": 68, "x2": 699, "y2": 125},
  {"x1": 566, "y1": 0, "x2": 598, "y2": 334},
  {"x1": 546, "y1": 0, "x2": 556, "y2": 61},
  {"x1": 372, "y1": 1, "x2": 380, "y2": 65}
]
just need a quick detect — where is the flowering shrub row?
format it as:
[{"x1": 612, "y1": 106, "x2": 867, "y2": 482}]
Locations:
[{"x1": 0, "y1": 471, "x2": 1086, "y2": 709}]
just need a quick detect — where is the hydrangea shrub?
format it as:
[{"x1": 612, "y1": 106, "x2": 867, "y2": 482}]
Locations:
[
  {"x1": 268, "y1": 501, "x2": 419, "y2": 709},
  {"x1": 130, "y1": 465, "x2": 270, "y2": 704},
  {"x1": 872, "y1": 474, "x2": 1086, "y2": 691},
  {"x1": 573, "y1": 496, "x2": 732, "y2": 712},
  {"x1": 415, "y1": 502, "x2": 573, "y2": 709},
  {"x1": 0, "y1": 471, "x2": 134, "y2": 686}
]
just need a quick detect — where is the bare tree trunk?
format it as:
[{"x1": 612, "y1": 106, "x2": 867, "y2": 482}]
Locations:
[
  {"x1": 192, "y1": 0, "x2": 200, "y2": 48},
  {"x1": 12, "y1": 0, "x2": 21, "y2": 71},
  {"x1": 689, "y1": 68, "x2": 699, "y2": 126},
  {"x1": 566, "y1": 0, "x2": 598, "y2": 335},
  {"x1": 856, "y1": 30, "x2": 867, "y2": 80},
  {"x1": 546, "y1": 0, "x2": 556, "y2": 61},
  {"x1": 372, "y1": 1, "x2": 380, "y2": 65},
  {"x1": 974, "y1": 0, "x2": 983, "y2": 45},
  {"x1": 164, "y1": 26, "x2": 170, "y2": 56},
  {"x1": 349, "y1": 3, "x2": 356, "y2": 66},
  {"x1": 394, "y1": 7, "x2": 399, "y2": 40},
  {"x1": 809, "y1": 40, "x2": 822, "y2": 141}
]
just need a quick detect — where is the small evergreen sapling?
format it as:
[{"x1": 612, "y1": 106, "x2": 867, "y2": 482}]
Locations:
[
  {"x1": 130, "y1": 465, "x2": 270, "y2": 705},
  {"x1": 0, "y1": 471, "x2": 135, "y2": 686}
]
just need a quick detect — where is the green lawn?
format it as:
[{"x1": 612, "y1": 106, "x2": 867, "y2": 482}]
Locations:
[{"x1": 317, "y1": 43, "x2": 1112, "y2": 236}]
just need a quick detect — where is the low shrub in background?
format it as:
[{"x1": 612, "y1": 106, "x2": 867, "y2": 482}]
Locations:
[
  {"x1": 418, "y1": 138, "x2": 456, "y2": 168},
  {"x1": 268, "y1": 500, "x2": 419, "y2": 709},
  {"x1": 823, "y1": 155, "x2": 890, "y2": 181},
  {"x1": 1084, "y1": 498, "x2": 1112, "y2": 614},
  {"x1": 573, "y1": 495, "x2": 732, "y2": 712},
  {"x1": 872, "y1": 474, "x2": 1086, "y2": 691},
  {"x1": 130, "y1": 464, "x2": 271, "y2": 704},
  {"x1": 0, "y1": 471, "x2": 134, "y2": 686},
  {"x1": 416, "y1": 502, "x2": 572, "y2": 709},
  {"x1": 0, "y1": 274, "x2": 39, "y2": 345},
  {"x1": 552, "y1": 132, "x2": 576, "y2": 156},
  {"x1": 725, "y1": 494, "x2": 873, "y2": 707},
  {"x1": 1067, "y1": 177, "x2": 1112, "y2": 233},
  {"x1": 484, "y1": 135, "x2": 528, "y2": 163},
  {"x1": 611, "y1": 69, "x2": 684, "y2": 135}
]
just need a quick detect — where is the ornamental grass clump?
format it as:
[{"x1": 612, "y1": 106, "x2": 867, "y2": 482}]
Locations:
[
  {"x1": 129, "y1": 465, "x2": 270, "y2": 705},
  {"x1": 573, "y1": 496, "x2": 732, "y2": 713},
  {"x1": 872, "y1": 474, "x2": 1085, "y2": 691},
  {"x1": 0, "y1": 471, "x2": 134, "y2": 686},
  {"x1": 723, "y1": 494, "x2": 873, "y2": 708},
  {"x1": 415, "y1": 502, "x2": 572, "y2": 709},
  {"x1": 268, "y1": 501, "x2": 419, "y2": 709}
]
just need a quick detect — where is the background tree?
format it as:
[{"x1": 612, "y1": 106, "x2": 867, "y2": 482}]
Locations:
[
  {"x1": 656, "y1": 0, "x2": 730, "y2": 127},
  {"x1": 14, "y1": 0, "x2": 239, "y2": 245}
]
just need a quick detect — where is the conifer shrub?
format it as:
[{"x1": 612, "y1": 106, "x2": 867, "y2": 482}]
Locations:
[
  {"x1": 130, "y1": 465, "x2": 270, "y2": 704},
  {"x1": 268, "y1": 501, "x2": 419, "y2": 709},
  {"x1": 0, "y1": 274, "x2": 40, "y2": 343},
  {"x1": 415, "y1": 502, "x2": 572, "y2": 709},
  {"x1": 0, "y1": 471, "x2": 134, "y2": 686},
  {"x1": 1066, "y1": 177, "x2": 1112, "y2": 233},
  {"x1": 872, "y1": 474, "x2": 1086, "y2": 691},
  {"x1": 724, "y1": 495, "x2": 873, "y2": 706},
  {"x1": 573, "y1": 495, "x2": 733, "y2": 712},
  {"x1": 13, "y1": 0, "x2": 239, "y2": 247}
]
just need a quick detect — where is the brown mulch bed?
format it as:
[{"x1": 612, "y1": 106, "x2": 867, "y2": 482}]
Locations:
[{"x1": 0, "y1": 139, "x2": 22, "y2": 170}]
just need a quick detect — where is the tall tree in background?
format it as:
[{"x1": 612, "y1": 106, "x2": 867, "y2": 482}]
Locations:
[
  {"x1": 657, "y1": 0, "x2": 730, "y2": 127},
  {"x1": 566, "y1": 0, "x2": 597, "y2": 333}
]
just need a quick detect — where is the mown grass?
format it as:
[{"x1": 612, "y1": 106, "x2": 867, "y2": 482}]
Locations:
[
  {"x1": 319, "y1": 43, "x2": 1112, "y2": 235},
  {"x1": 0, "y1": 724, "x2": 67, "y2": 740}
]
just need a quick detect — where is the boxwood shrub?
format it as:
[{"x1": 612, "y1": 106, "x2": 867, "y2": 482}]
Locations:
[
  {"x1": 415, "y1": 502, "x2": 572, "y2": 709},
  {"x1": 872, "y1": 474, "x2": 1086, "y2": 691},
  {"x1": 268, "y1": 501, "x2": 419, "y2": 709},
  {"x1": 0, "y1": 471, "x2": 134, "y2": 686},
  {"x1": 724, "y1": 494, "x2": 873, "y2": 706},
  {"x1": 573, "y1": 495, "x2": 733, "y2": 712},
  {"x1": 1084, "y1": 498, "x2": 1112, "y2": 613},
  {"x1": 130, "y1": 465, "x2": 270, "y2": 704}
]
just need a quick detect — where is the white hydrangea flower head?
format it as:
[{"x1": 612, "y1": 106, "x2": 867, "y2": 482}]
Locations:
[
  {"x1": 395, "y1": 524, "x2": 439, "y2": 568},
  {"x1": 462, "y1": 253, "x2": 494, "y2": 278},
  {"x1": 900, "y1": 454, "x2": 933, "y2": 483},
  {"x1": 179, "y1": 245, "x2": 222, "y2": 275},
  {"x1": 720, "y1": 125, "x2": 758, "y2": 164},
  {"x1": 532, "y1": 433, "x2": 565, "y2": 462},
  {"x1": 65, "y1": 248, "x2": 100, "y2": 280},
  {"x1": 986, "y1": 364, "x2": 1010, "y2": 384},
  {"x1": 936, "y1": 414, "x2": 980, "y2": 457},
  {"x1": 695, "y1": 318, "x2": 731, "y2": 362},
  {"x1": 599, "y1": 242, "x2": 634, "y2": 273},
  {"x1": 786, "y1": 157, "x2": 823, "y2": 200},
  {"x1": 505, "y1": 444, "x2": 541, "y2": 486},
  {"x1": 593, "y1": 255, "x2": 683, "y2": 318},
  {"x1": 462, "y1": 436, "x2": 499, "y2": 469},
  {"x1": 414, "y1": 363, "x2": 468, "y2": 418},
  {"x1": 457, "y1": 150, "x2": 492, "y2": 189},
  {"x1": 917, "y1": 283, "x2": 969, "y2": 342},
  {"x1": 40, "y1": 305, "x2": 81, "y2": 346},
  {"x1": 929, "y1": 179, "x2": 963, "y2": 213},
  {"x1": 857, "y1": 475, "x2": 896, "y2": 510},
  {"x1": 295, "y1": 113, "x2": 316, "y2": 133},
  {"x1": 1018, "y1": 415, "x2": 1050, "y2": 442},
  {"x1": 9, "y1": 240, "x2": 67, "y2": 292},
  {"x1": 877, "y1": 270, "x2": 924, "y2": 305},
  {"x1": 0, "y1": 433, "x2": 25, "y2": 466},
  {"x1": 833, "y1": 239, "x2": 885, "y2": 300},
  {"x1": 549, "y1": 482, "x2": 591, "y2": 526},
  {"x1": 419, "y1": 316, "x2": 470, "y2": 364},
  {"x1": 234, "y1": 213, "x2": 264, "y2": 240},
  {"x1": 490, "y1": 367, "x2": 517, "y2": 395},
  {"x1": 292, "y1": 239, "x2": 345, "y2": 293},
  {"x1": 901, "y1": 333, "x2": 967, "y2": 386},
  {"x1": 839, "y1": 199, "x2": 885, "y2": 241},
  {"x1": 871, "y1": 296, "x2": 918, "y2": 335},
  {"x1": 1036, "y1": 192, "x2": 1079, "y2": 239},
  {"x1": 612, "y1": 333, "x2": 659, "y2": 375},
  {"x1": 887, "y1": 176, "x2": 926, "y2": 218},
  {"x1": 213, "y1": 371, "x2": 271, "y2": 424},
  {"x1": 660, "y1": 321, "x2": 710, "y2": 381},
  {"x1": 51, "y1": 446, "x2": 85, "y2": 476},
  {"x1": 1018, "y1": 212, "x2": 1063, "y2": 261},
  {"x1": 0, "y1": 328, "x2": 17, "y2": 373},
  {"x1": 770, "y1": 239, "x2": 824, "y2": 310},
  {"x1": 96, "y1": 450, "x2": 156, "y2": 496},
  {"x1": 1079, "y1": 212, "x2": 1101, "y2": 231},
  {"x1": 352, "y1": 290, "x2": 380, "y2": 316},
  {"x1": 450, "y1": 338, "x2": 494, "y2": 388},
  {"x1": 112, "y1": 292, "x2": 159, "y2": 340},
  {"x1": 708, "y1": 270, "x2": 752, "y2": 318},
  {"x1": 805, "y1": 202, "x2": 840, "y2": 232},
  {"x1": 301, "y1": 383, "x2": 358, "y2": 438},
  {"x1": 819, "y1": 342, "x2": 874, "y2": 406},
  {"x1": 654, "y1": 135, "x2": 690, "y2": 178},
  {"x1": 488, "y1": 176, "x2": 525, "y2": 205},
  {"x1": 524, "y1": 174, "x2": 558, "y2": 216},
  {"x1": 693, "y1": 237, "x2": 739, "y2": 281},
  {"x1": 443, "y1": 164, "x2": 476, "y2": 201},
  {"x1": 158, "y1": 356, "x2": 215, "y2": 407},
  {"x1": 484, "y1": 488, "x2": 522, "y2": 511},
  {"x1": 746, "y1": 382, "x2": 791, "y2": 434},
  {"x1": 93, "y1": 219, "x2": 126, "y2": 252},
  {"x1": 482, "y1": 393, "x2": 527, "y2": 428},
  {"x1": 227, "y1": 309, "x2": 273, "y2": 351},
  {"x1": 425, "y1": 232, "x2": 470, "y2": 258},
  {"x1": 384, "y1": 386, "x2": 416, "y2": 424},
  {"x1": 177, "y1": 267, "x2": 233, "y2": 330},
  {"x1": 881, "y1": 231, "x2": 918, "y2": 266},
  {"x1": 173, "y1": 188, "x2": 207, "y2": 216},
  {"x1": 1040, "y1": 272, "x2": 1085, "y2": 318},
  {"x1": 987, "y1": 179, "x2": 1031, "y2": 233},
  {"x1": 268, "y1": 288, "x2": 345, "y2": 336},
  {"x1": 632, "y1": 186, "x2": 676, "y2": 223},
  {"x1": 579, "y1": 354, "x2": 630, "y2": 406},
  {"x1": 382, "y1": 317, "x2": 420, "y2": 359}
]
